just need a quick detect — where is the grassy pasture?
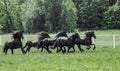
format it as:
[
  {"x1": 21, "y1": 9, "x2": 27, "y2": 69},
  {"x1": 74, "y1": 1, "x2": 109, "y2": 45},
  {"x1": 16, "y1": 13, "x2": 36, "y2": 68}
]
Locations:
[{"x1": 0, "y1": 30, "x2": 120, "y2": 71}]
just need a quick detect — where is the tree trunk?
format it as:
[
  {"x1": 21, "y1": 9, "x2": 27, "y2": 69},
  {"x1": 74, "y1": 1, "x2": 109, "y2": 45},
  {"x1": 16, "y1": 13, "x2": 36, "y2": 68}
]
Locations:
[{"x1": 4, "y1": 0, "x2": 14, "y2": 32}]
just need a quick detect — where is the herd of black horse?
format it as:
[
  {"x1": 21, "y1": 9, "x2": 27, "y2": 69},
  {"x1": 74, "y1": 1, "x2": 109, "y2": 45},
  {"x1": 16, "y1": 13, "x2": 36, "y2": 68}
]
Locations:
[{"x1": 2, "y1": 30, "x2": 96, "y2": 54}]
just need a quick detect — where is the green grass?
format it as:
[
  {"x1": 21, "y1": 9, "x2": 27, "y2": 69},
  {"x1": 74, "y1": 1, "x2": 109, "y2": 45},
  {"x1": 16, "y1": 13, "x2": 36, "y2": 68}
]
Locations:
[{"x1": 0, "y1": 30, "x2": 120, "y2": 71}]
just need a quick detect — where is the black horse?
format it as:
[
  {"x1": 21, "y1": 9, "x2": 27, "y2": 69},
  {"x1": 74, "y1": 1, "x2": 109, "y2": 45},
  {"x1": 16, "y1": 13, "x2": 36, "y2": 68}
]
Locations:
[
  {"x1": 37, "y1": 31, "x2": 68, "y2": 53},
  {"x1": 75, "y1": 31, "x2": 96, "y2": 50},
  {"x1": 23, "y1": 31, "x2": 50, "y2": 53},
  {"x1": 3, "y1": 30, "x2": 26, "y2": 54},
  {"x1": 52, "y1": 33, "x2": 81, "y2": 53}
]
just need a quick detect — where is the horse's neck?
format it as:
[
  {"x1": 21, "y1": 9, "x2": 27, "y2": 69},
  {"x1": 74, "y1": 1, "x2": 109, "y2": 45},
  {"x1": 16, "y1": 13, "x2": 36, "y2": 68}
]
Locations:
[
  {"x1": 84, "y1": 35, "x2": 92, "y2": 42},
  {"x1": 14, "y1": 38, "x2": 22, "y2": 42},
  {"x1": 68, "y1": 36, "x2": 75, "y2": 42}
]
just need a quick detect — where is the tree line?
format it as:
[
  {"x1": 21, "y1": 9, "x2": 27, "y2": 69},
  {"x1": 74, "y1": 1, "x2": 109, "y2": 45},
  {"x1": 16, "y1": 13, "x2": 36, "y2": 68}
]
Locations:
[{"x1": 0, "y1": 0, "x2": 120, "y2": 33}]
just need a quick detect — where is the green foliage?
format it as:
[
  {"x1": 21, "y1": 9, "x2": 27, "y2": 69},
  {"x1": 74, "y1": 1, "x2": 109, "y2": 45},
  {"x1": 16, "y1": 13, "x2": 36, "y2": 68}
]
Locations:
[
  {"x1": 73, "y1": 0, "x2": 109, "y2": 30},
  {"x1": 21, "y1": 0, "x2": 46, "y2": 33},
  {"x1": 44, "y1": 0, "x2": 62, "y2": 32},
  {"x1": 0, "y1": 0, "x2": 24, "y2": 33},
  {"x1": 58, "y1": 0, "x2": 77, "y2": 32},
  {"x1": 20, "y1": 0, "x2": 77, "y2": 33},
  {"x1": 104, "y1": 0, "x2": 120, "y2": 29},
  {"x1": 0, "y1": 0, "x2": 120, "y2": 33}
]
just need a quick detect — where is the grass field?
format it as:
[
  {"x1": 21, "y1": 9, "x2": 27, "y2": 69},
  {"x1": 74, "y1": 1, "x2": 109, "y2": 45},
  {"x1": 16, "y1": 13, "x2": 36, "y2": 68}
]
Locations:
[{"x1": 0, "y1": 30, "x2": 120, "y2": 71}]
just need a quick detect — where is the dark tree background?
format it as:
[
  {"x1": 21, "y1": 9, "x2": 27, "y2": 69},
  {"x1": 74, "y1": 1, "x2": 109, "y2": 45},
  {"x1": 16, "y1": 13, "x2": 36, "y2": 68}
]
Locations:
[{"x1": 0, "y1": 0, "x2": 120, "y2": 33}]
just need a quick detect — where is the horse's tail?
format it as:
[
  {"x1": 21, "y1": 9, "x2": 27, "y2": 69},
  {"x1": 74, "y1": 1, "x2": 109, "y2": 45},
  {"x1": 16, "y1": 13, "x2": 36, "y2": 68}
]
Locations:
[
  {"x1": 51, "y1": 41, "x2": 58, "y2": 49},
  {"x1": 23, "y1": 41, "x2": 31, "y2": 48},
  {"x1": 3, "y1": 41, "x2": 8, "y2": 53},
  {"x1": 23, "y1": 41, "x2": 28, "y2": 48},
  {"x1": 36, "y1": 41, "x2": 43, "y2": 49}
]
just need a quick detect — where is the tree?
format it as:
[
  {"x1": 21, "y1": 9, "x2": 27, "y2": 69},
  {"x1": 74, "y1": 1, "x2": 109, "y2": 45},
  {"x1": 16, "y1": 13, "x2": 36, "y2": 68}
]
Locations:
[
  {"x1": 73, "y1": 0, "x2": 109, "y2": 30},
  {"x1": 44, "y1": 0, "x2": 62, "y2": 32},
  {"x1": 22, "y1": 0, "x2": 46, "y2": 33},
  {"x1": 44, "y1": 0, "x2": 77, "y2": 32},
  {"x1": 0, "y1": 0, "x2": 25, "y2": 33},
  {"x1": 104, "y1": 0, "x2": 120, "y2": 29},
  {"x1": 58, "y1": 0, "x2": 77, "y2": 32}
]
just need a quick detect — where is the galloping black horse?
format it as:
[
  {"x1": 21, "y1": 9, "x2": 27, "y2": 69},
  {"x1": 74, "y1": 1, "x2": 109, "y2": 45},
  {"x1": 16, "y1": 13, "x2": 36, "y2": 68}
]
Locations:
[
  {"x1": 37, "y1": 31, "x2": 68, "y2": 53},
  {"x1": 23, "y1": 31, "x2": 50, "y2": 53},
  {"x1": 75, "y1": 31, "x2": 96, "y2": 50},
  {"x1": 52, "y1": 33, "x2": 81, "y2": 53},
  {"x1": 3, "y1": 30, "x2": 26, "y2": 54}
]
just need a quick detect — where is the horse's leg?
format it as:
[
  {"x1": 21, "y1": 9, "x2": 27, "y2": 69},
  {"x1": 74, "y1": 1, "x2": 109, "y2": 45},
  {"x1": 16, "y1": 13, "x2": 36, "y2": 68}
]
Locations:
[
  {"x1": 72, "y1": 46, "x2": 75, "y2": 52},
  {"x1": 41, "y1": 47, "x2": 44, "y2": 52},
  {"x1": 62, "y1": 47, "x2": 66, "y2": 53},
  {"x1": 77, "y1": 44, "x2": 84, "y2": 52},
  {"x1": 67, "y1": 47, "x2": 71, "y2": 53},
  {"x1": 87, "y1": 45, "x2": 91, "y2": 50},
  {"x1": 26, "y1": 46, "x2": 31, "y2": 53},
  {"x1": 23, "y1": 43, "x2": 27, "y2": 48},
  {"x1": 57, "y1": 47, "x2": 62, "y2": 53},
  {"x1": 92, "y1": 44, "x2": 96, "y2": 50},
  {"x1": 11, "y1": 49, "x2": 14, "y2": 55},
  {"x1": 21, "y1": 48, "x2": 26, "y2": 54},
  {"x1": 45, "y1": 46, "x2": 52, "y2": 53},
  {"x1": 5, "y1": 48, "x2": 8, "y2": 54},
  {"x1": 57, "y1": 48, "x2": 61, "y2": 53},
  {"x1": 69, "y1": 46, "x2": 75, "y2": 53}
]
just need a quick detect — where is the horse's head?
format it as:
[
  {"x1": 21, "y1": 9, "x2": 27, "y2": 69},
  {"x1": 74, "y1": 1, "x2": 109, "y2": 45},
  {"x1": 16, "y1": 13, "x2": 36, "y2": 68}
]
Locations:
[
  {"x1": 12, "y1": 30, "x2": 24, "y2": 40},
  {"x1": 16, "y1": 30, "x2": 24, "y2": 40},
  {"x1": 62, "y1": 31, "x2": 68, "y2": 37},
  {"x1": 91, "y1": 31, "x2": 96, "y2": 39},
  {"x1": 37, "y1": 31, "x2": 50, "y2": 40},
  {"x1": 19, "y1": 30, "x2": 24, "y2": 39},
  {"x1": 85, "y1": 31, "x2": 96, "y2": 39},
  {"x1": 55, "y1": 31, "x2": 68, "y2": 38},
  {"x1": 69, "y1": 33, "x2": 80, "y2": 43},
  {"x1": 74, "y1": 33, "x2": 80, "y2": 40}
]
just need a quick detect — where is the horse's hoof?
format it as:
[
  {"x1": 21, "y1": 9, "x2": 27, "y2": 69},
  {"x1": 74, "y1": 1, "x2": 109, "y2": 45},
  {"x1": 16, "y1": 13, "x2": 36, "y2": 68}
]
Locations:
[
  {"x1": 62, "y1": 51, "x2": 66, "y2": 54},
  {"x1": 87, "y1": 48, "x2": 90, "y2": 50},
  {"x1": 23, "y1": 52, "x2": 26, "y2": 54},
  {"x1": 48, "y1": 51, "x2": 52, "y2": 54},
  {"x1": 63, "y1": 52, "x2": 66, "y2": 54},
  {"x1": 93, "y1": 48, "x2": 95, "y2": 50},
  {"x1": 80, "y1": 49, "x2": 84, "y2": 52},
  {"x1": 56, "y1": 51, "x2": 59, "y2": 53},
  {"x1": 63, "y1": 51, "x2": 66, "y2": 53}
]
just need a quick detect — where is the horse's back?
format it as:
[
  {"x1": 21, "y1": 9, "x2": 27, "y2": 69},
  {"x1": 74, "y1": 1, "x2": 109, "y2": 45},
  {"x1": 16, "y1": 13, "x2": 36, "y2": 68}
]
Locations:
[
  {"x1": 55, "y1": 37, "x2": 68, "y2": 45},
  {"x1": 43, "y1": 38, "x2": 56, "y2": 45}
]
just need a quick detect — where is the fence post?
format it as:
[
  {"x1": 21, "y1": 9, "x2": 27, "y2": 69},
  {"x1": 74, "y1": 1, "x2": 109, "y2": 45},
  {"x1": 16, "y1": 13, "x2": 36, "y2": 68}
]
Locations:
[
  {"x1": 0, "y1": 36, "x2": 1, "y2": 45},
  {"x1": 113, "y1": 34, "x2": 116, "y2": 48}
]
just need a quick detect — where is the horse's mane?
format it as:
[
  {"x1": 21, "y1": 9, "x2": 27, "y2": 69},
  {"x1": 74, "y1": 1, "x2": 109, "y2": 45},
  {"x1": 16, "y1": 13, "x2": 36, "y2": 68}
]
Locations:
[
  {"x1": 84, "y1": 32, "x2": 90, "y2": 37},
  {"x1": 11, "y1": 30, "x2": 23, "y2": 40},
  {"x1": 55, "y1": 31, "x2": 68, "y2": 38},
  {"x1": 84, "y1": 31, "x2": 95, "y2": 40},
  {"x1": 68, "y1": 33, "x2": 79, "y2": 41},
  {"x1": 37, "y1": 31, "x2": 50, "y2": 40}
]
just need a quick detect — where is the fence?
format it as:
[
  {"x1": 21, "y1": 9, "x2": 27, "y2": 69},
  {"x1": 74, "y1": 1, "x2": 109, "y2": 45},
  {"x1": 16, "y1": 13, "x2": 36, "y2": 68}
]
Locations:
[
  {"x1": 0, "y1": 34, "x2": 120, "y2": 48},
  {"x1": 94, "y1": 34, "x2": 120, "y2": 48}
]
